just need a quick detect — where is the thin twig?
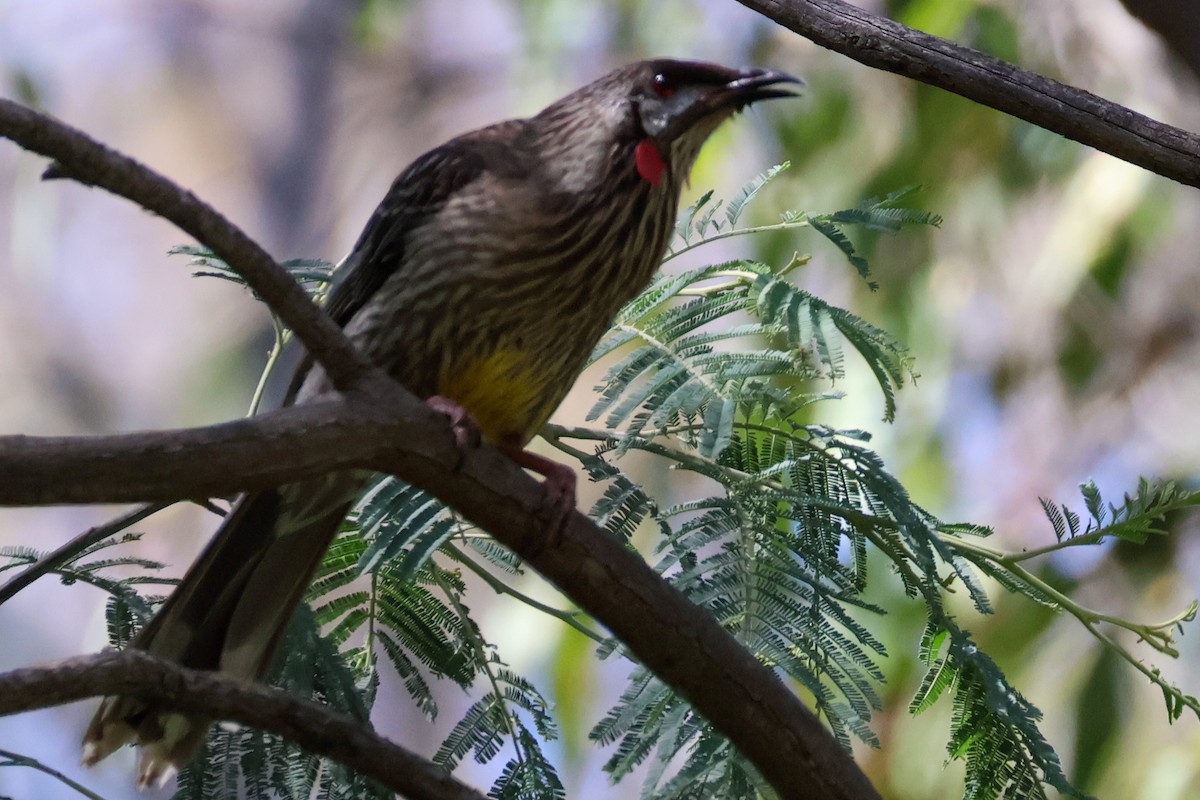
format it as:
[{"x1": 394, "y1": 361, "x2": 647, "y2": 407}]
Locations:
[
  {"x1": 445, "y1": 543, "x2": 604, "y2": 644},
  {"x1": 0, "y1": 502, "x2": 167, "y2": 607},
  {"x1": 0, "y1": 747, "x2": 108, "y2": 800}
]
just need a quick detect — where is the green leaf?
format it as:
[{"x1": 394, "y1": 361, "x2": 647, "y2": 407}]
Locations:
[{"x1": 724, "y1": 162, "x2": 789, "y2": 228}]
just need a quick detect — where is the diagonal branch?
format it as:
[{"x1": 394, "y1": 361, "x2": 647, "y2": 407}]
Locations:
[
  {"x1": 739, "y1": 0, "x2": 1200, "y2": 187},
  {"x1": 0, "y1": 98, "x2": 373, "y2": 391},
  {"x1": 0, "y1": 651, "x2": 487, "y2": 800}
]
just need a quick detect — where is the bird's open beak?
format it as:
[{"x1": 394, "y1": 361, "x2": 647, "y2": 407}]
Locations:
[
  {"x1": 722, "y1": 68, "x2": 803, "y2": 105},
  {"x1": 656, "y1": 68, "x2": 801, "y2": 143}
]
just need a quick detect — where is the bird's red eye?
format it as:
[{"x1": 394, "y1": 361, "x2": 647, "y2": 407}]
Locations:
[{"x1": 652, "y1": 73, "x2": 675, "y2": 98}]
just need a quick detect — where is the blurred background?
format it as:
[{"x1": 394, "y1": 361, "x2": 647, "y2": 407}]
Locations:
[{"x1": 1, "y1": 0, "x2": 1198, "y2": 797}]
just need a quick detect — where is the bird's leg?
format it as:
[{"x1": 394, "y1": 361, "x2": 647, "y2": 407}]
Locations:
[
  {"x1": 426, "y1": 395, "x2": 481, "y2": 452},
  {"x1": 424, "y1": 396, "x2": 575, "y2": 550},
  {"x1": 498, "y1": 445, "x2": 577, "y2": 554}
]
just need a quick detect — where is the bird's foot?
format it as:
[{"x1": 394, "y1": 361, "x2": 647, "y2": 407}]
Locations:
[
  {"x1": 500, "y1": 447, "x2": 577, "y2": 555},
  {"x1": 426, "y1": 396, "x2": 481, "y2": 464}
]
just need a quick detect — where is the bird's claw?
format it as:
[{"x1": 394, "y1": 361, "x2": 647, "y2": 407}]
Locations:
[
  {"x1": 500, "y1": 446, "x2": 577, "y2": 556},
  {"x1": 426, "y1": 395, "x2": 481, "y2": 467}
]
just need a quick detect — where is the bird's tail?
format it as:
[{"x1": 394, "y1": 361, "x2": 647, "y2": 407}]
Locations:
[{"x1": 82, "y1": 472, "x2": 363, "y2": 787}]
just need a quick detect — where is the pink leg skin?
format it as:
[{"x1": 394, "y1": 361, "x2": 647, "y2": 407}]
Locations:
[
  {"x1": 426, "y1": 395, "x2": 481, "y2": 451},
  {"x1": 500, "y1": 446, "x2": 577, "y2": 552},
  {"x1": 424, "y1": 395, "x2": 574, "y2": 550}
]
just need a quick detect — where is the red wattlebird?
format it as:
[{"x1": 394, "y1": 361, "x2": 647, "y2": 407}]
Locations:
[{"x1": 84, "y1": 58, "x2": 798, "y2": 785}]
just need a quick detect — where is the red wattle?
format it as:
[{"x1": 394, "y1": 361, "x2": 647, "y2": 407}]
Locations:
[{"x1": 635, "y1": 139, "x2": 666, "y2": 187}]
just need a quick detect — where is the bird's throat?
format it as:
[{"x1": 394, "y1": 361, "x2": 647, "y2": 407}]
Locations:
[{"x1": 635, "y1": 139, "x2": 667, "y2": 187}]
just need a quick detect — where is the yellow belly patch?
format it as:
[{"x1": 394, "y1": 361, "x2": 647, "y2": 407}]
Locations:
[{"x1": 438, "y1": 348, "x2": 549, "y2": 445}]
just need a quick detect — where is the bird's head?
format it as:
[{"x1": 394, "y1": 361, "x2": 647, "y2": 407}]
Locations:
[{"x1": 535, "y1": 58, "x2": 800, "y2": 192}]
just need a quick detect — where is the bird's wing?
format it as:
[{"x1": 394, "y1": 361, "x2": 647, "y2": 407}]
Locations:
[{"x1": 284, "y1": 119, "x2": 530, "y2": 405}]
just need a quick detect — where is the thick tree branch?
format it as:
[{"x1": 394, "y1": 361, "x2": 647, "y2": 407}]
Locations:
[
  {"x1": 0, "y1": 386, "x2": 459, "y2": 506},
  {"x1": 0, "y1": 99, "x2": 372, "y2": 391},
  {"x1": 739, "y1": 0, "x2": 1200, "y2": 188},
  {"x1": 0, "y1": 98, "x2": 880, "y2": 798},
  {"x1": 0, "y1": 651, "x2": 486, "y2": 800}
]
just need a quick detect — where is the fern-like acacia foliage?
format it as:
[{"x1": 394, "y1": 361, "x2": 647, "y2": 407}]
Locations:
[{"x1": 4, "y1": 166, "x2": 1197, "y2": 800}]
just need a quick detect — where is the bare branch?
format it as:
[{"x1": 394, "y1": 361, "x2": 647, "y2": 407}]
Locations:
[
  {"x1": 739, "y1": 0, "x2": 1200, "y2": 187},
  {"x1": 0, "y1": 386, "x2": 457, "y2": 506},
  {"x1": 0, "y1": 651, "x2": 487, "y2": 800},
  {"x1": 0, "y1": 98, "x2": 373, "y2": 391}
]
